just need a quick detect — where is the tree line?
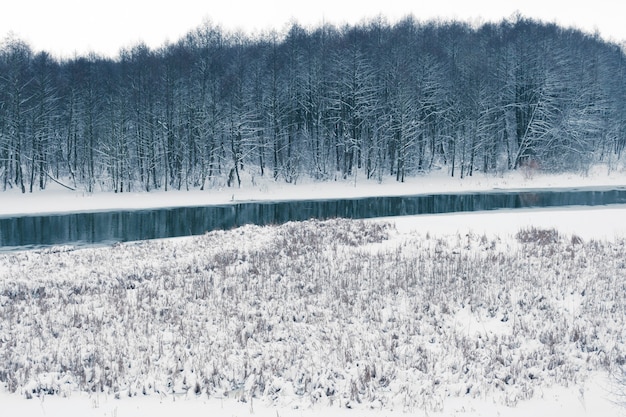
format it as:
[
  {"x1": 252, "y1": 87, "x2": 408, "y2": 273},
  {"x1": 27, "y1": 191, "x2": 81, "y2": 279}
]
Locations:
[{"x1": 1, "y1": 15, "x2": 626, "y2": 193}]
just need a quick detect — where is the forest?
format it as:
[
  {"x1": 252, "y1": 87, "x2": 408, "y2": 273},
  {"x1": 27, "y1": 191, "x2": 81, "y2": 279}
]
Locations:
[{"x1": 1, "y1": 15, "x2": 626, "y2": 193}]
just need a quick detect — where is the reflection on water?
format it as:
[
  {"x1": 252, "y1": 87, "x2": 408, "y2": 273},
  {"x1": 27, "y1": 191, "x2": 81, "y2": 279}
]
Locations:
[{"x1": 1, "y1": 187, "x2": 625, "y2": 251}]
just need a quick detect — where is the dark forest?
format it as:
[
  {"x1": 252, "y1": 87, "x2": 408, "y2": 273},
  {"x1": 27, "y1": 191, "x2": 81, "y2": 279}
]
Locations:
[{"x1": 1, "y1": 15, "x2": 625, "y2": 193}]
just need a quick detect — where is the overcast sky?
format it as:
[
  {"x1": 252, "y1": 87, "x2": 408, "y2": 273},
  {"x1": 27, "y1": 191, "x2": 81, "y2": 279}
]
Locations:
[{"x1": 1, "y1": 0, "x2": 624, "y2": 59}]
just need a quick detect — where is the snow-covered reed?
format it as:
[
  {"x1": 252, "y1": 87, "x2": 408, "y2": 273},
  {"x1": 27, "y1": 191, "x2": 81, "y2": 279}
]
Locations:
[{"x1": 0, "y1": 219, "x2": 624, "y2": 412}]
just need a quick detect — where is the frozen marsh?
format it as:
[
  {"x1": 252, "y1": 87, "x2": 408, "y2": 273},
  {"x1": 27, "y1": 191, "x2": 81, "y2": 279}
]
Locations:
[{"x1": 1, "y1": 218, "x2": 625, "y2": 415}]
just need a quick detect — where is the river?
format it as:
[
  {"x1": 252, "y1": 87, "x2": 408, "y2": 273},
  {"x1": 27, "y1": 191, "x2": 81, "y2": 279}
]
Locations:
[{"x1": 1, "y1": 186, "x2": 625, "y2": 251}]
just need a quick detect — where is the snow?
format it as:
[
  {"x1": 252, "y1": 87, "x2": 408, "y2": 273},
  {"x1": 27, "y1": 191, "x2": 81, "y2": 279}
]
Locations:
[
  {"x1": 1, "y1": 166, "x2": 626, "y2": 217},
  {"x1": 389, "y1": 205, "x2": 626, "y2": 241},
  {"x1": 2, "y1": 167, "x2": 626, "y2": 416},
  {"x1": 1, "y1": 373, "x2": 623, "y2": 417}
]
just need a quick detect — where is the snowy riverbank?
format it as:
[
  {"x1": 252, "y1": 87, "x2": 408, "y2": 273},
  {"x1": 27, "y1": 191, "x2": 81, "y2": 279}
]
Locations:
[{"x1": 1, "y1": 166, "x2": 626, "y2": 217}]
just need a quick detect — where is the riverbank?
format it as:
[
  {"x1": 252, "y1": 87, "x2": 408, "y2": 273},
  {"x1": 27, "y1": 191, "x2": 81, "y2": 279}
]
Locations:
[{"x1": 1, "y1": 166, "x2": 626, "y2": 217}]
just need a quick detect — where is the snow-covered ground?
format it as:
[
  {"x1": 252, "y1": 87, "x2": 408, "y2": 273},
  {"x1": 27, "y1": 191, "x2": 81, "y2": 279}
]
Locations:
[
  {"x1": 1, "y1": 373, "x2": 623, "y2": 417},
  {"x1": 389, "y1": 204, "x2": 626, "y2": 241},
  {"x1": 1, "y1": 166, "x2": 626, "y2": 217},
  {"x1": 2, "y1": 217, "x2": 626, "y2": 416},
  {"x1": 2, "y1": 167, "x2": 626, "y2": 416}
]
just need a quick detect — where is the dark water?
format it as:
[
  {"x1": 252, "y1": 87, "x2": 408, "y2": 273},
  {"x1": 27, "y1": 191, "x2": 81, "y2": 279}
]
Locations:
[{"x1": 1, "y1": 186, "x2": 626, "y2": 251}]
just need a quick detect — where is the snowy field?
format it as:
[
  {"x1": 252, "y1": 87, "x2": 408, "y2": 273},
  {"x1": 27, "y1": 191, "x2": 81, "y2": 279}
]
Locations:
[
  {"x1": 2, "y1": 168, "x2": 626, "y2": 416},
  {"x1": 2, "y1": 217, "x2": 626, "y2": 416}
]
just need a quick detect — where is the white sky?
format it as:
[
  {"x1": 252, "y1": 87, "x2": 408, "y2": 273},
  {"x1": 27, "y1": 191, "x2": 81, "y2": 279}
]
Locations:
[{"x1": 0, "y1": 0, "x2": 624, "y2": 59}]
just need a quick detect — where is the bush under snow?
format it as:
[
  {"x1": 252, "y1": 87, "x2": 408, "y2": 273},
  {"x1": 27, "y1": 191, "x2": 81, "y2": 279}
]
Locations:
[{"x1": 0, "y1": 219, "x2": 625, "y2": 412}]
